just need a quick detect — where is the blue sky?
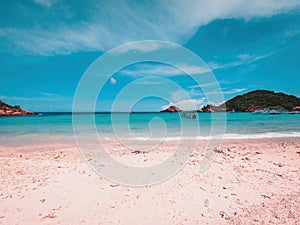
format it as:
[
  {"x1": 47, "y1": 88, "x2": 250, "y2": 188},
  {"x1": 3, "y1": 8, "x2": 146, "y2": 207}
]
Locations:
[{"x1": 1, "y1": 0, "x2": 300, "y2": 112}]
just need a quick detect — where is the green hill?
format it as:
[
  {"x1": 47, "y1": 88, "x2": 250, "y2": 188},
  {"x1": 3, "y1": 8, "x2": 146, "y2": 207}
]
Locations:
[{"x1": 225, "y1": 90, "x2": 300, "y2": 112}]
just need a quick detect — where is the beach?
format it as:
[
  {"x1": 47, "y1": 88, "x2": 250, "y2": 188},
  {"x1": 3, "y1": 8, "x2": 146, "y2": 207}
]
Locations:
[
  {"x1": 1, "y1": 138, "x2": 300, "y2": 225},
  {"x1": 2, "y1": 1, "x2": 300, "y2": 224}
]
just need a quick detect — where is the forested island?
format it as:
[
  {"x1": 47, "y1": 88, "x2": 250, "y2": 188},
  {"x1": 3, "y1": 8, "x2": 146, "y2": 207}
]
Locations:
[
  {"x1": 224, "y1": 90, "x2": 300, "y2": 112},
  {"x1": 161, "y1": 90, "x2": 300, "y2": 112}
]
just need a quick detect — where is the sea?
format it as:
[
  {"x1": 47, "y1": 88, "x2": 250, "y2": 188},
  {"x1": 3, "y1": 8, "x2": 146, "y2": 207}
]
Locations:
[{"x1": 0, "y1": 112, "x2": 300, "y2": 146}]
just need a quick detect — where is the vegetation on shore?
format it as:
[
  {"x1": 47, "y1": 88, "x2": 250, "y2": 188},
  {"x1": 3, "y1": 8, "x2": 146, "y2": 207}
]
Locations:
[
  {"x1": 161, "y1": 90, "x2": 300, "y2": 112},
  {"x1": 224, "y1": 90, "x2": 300, "y2": 112},
  {"x1": 0, "y1": 100, "x2": 34, "y2": 116}
]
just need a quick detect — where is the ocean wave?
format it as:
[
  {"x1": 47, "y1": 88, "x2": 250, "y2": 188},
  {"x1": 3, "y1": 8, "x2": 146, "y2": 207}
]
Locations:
[{"x1": 106, "y1": 132, "x2": 300, "y2": 141}]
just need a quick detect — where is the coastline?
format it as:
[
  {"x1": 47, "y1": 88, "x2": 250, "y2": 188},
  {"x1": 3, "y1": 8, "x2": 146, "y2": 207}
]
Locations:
[
  {"x1": 1, "y1": 137, "x2": 299, "y2": 224},
  {"x1": 2, "y1": 1, "x2": 300, "y2": 224}
]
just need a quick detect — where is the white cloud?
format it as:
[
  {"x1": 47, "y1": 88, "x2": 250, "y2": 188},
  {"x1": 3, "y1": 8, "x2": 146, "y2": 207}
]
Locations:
[
  {"x1": 237, "y1": 53, "x2": 274, "y2": 63},
  {"x1": 161, "y1": 87, "x2": 246, "y2": 110},
  {"x1": 121, "y1": 63, "x2": 209, "y2": 77},
  {"x1": 208, "y1": 52, "x2": 275, "y2": 71},
  {"x1": 161, "y1": 98, "x2": 205, "y2": 111},
  {"x1": 205, "y1": 88, "x2": 246, "y2": 95},
  {"x1": 33, "y1": 0, "x2": 56, "y2": 8},
  {"x1": 178, "y1": 64, "x2": 210, "y2": 74},
  {"x1": 111, "y1": 41, "x2": 174, "y2": 54},
  {"x1": 135, "y1": 80, "x2": 165, "y2": 85},
  {"x1": 110, "y1": 77, "x2": 117, "y2": 84},
  {"x1": 222, "y1": 88, "x2": 246, "y2": 94},
  {"x1": 0, "y1": 94, "x2": 69, "y2": 102},
  {"x1": 176, "y1": 98, "x2": 205, "y2": 110},
  {"x1": 189, "y1": 81, "x2": 220, "y2": 89},
  {"x1": 1, "y1": 0, "x2": 299, "y2": 55},
  {"x1": 31, "y1": 90, "x2": 64, "y2": 97},
  {"x1": 160, "y1": 89, "x2": 204, "y2": 110},
  {"x1": 173, "y1": 87, "x2": 246, "y2": 101},
  {"x1": 285, "y1": 29, "x2": 300, "y2": 38},
  {"x1": 170, "y1": 89, "x2": 189, "y2": 102}
]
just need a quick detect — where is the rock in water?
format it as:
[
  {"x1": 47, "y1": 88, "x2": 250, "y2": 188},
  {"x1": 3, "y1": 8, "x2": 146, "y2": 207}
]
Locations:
[
  {"x1": 0, "y1": 100, "x2": 35, "y2": 116},
  {"x1": 160, "y1": 105, "x2": 182, "y2": 112}
]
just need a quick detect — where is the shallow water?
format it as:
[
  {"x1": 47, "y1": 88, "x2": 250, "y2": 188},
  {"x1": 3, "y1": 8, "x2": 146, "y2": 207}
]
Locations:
[{"x1": 0, "y1": 112, "x2": 300, "y2": 146}]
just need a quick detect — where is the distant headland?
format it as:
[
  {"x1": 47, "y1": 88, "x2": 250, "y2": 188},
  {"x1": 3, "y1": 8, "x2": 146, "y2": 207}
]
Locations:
[
  {"x1": 0, "y1": 100, "x2": 34, "y2": 116},
  {"x1": 2, "y1": 90, "x2": 300, "y2": 115},
  {"x1": 161, "y1": 90, "x2": 300, "y2": 113}
]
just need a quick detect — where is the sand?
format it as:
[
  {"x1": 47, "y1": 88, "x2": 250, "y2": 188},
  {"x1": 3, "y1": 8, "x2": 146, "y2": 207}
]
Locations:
[{"x1": 1, "y1": 138, "x2": 300, "y2": 225}]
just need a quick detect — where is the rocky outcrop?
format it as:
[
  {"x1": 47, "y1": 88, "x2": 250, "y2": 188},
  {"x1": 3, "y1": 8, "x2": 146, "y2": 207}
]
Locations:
[
  {"x1": 160, "y1": 105, "x2": 182, "y2": 112},
  {"x1": 0, "y1": 100, "x2": 35, "y2": 116}
]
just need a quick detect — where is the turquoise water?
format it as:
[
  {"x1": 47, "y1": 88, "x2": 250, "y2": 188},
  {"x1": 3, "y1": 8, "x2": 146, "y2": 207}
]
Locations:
[{"x1": 0, "y1": 112, "x2": 300, "y2": 146}]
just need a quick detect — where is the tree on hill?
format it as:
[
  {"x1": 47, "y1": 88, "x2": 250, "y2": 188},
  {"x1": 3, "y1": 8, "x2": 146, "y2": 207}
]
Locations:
[
  {"x1": 225, "y1": 90, "x2": 300, "y2": 112},
  {"x1": 0, "y1": 100, "x2": 34, "y2": 116},
  {"x1": 0, "y1": 100, "x2": 10, "y2": 109}
]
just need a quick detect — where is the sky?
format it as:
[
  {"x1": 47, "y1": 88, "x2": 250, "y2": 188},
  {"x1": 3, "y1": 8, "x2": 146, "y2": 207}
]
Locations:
[{"x1": 1, "y1": 0, "x2": 300, "y2": 112}]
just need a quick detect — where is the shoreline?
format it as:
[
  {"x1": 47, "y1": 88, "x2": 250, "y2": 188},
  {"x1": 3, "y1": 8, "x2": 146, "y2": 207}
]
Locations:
[
  {"x1": 1, "y1": 136, "x2": 299, "y2": 152},
  {"x1": 1, "y1": 137, "x2": 300, "y2": 224}
]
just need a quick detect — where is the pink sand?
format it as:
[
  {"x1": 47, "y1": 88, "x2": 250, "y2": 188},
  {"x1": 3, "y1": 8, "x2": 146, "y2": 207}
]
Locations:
[{"x1": 0, "y1": 138, "x2": 300, "y2": 224}]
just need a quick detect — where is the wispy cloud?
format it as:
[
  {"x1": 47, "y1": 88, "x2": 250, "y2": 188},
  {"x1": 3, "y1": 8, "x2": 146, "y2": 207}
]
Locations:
[
  {"x1": 135, "y1": 80, "x2": 165, "y2": 85},
  {"x1": 33, "y1": 0, "x2": 56, "y2": 8},
  {"x1": 189, "y1": 81, "x2": 221, "y2": 90},
  {"x1": 120, "y1": 63, "x2": 209, "y2": 77},
  {"x1": 165, "y1": 88, "x2": 246, "y2": 109},
  {"x1": 0, "y1": 93, "x2": 70, "y2": 102},
  {"x1": 222, "y1": 88, "x2": 246, "y2": 94},
  {"x1": 168, "y1": 87, "x2": 246, "y2": 103},
  {"x1": 170, "y1": 89, "x2": 190, "y2": 102},
  {"x1": 1, "y1": 1, "x2": 299, "y2": 55},
  {"x1": 0, "y1": 93, "x2": 73, "y2": 111},
  {"x1": 237, "y1": 53, "x2": 274, "y2": 63},
  {"x1": 30, "y1": 90, "x2": 64, "y2": 97},
  {"x1": 208, "y1": 52, "x2": 275, "y2": 71},
  {"x1": 111, "y1": 41, "x2": 174, "y2": 55},
  {"x1": 204, "y1": 88, "x2": 247, "y2": 95},
  {"x1": 284, "y1": 29, "x2": 300, "y2": 38},
  {"x1": 1, "y1": 96, "x2": 40, "y2": 102}
]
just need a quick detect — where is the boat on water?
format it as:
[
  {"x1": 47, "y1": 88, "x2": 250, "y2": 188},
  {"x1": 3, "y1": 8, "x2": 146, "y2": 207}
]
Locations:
[
  {"x1": 252, "y1": 109, "x2": 269, "y2": 114},
  {"x1": 290, "y1": 106, "x2": 300, "y2": 114},
  {"x1": 289, "y1": 111, "x2": 300, "y2": 114},
  {"x1": 269, "y1": 109, "x2": 287, "y2": 115},
  {"x1": 227, "y1": 108, "x2": 236, "y2": 113},
  {"x1": 180, "y1": 111, "x2": 197, "y2": 119},
  {"x1": 252, "y1": 108, "x2": 289, "y2": 115}
]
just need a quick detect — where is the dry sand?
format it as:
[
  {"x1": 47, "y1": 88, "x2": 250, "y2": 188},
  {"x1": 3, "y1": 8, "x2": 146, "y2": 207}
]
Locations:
[{"x1": 1, "y1": 138, "x2": 300, "y2": 225}]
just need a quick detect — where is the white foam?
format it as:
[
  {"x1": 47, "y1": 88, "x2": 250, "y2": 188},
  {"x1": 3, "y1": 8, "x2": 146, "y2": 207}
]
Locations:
[
  {"x1": 112, "y1": 132, "x2": 300, "y2": 141},
  {"x1": 222, "y1": 132, "x2": 300, "y2": 140}
]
